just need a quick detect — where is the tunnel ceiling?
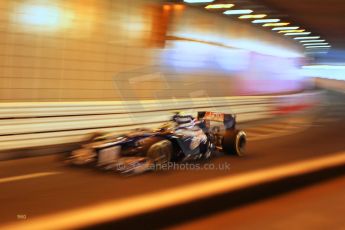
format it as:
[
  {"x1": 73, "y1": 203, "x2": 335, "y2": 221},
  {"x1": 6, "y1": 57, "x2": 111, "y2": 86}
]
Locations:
[
  {"x1": 259, "y1": 0, "x2": 345, "y2": 55},
  {"x1": 178, "y1": 0, "x2": 345, "y2": 63}
]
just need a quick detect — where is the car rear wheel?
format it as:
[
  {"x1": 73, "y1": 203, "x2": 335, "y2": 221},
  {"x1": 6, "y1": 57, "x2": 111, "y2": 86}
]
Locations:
[
  {"x1": 222, "y1": 130, "x2": 246, "y2": 156},
  {"x1": 147, "y1": 140, "x2": 173, "y2": 166}
]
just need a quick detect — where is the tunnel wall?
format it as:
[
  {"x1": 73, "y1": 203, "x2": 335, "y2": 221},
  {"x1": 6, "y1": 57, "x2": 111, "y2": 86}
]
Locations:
[{"x1": 0, "y1": 0, "x2": 304, "y2": 102}]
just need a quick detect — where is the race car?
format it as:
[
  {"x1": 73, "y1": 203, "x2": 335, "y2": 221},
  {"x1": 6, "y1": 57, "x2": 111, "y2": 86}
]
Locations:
[{"x1": 66, "y1": 111, "x2": 246, "y2": 174}]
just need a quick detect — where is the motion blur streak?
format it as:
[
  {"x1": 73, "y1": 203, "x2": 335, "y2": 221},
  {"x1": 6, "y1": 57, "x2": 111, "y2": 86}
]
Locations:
[
  {"x1": 205, "y1": 4, "x2": 234, "y2": 9},
  {"x1": 278, "y1": 30, "x2": 305, "y2": 33},
  {"x1": 0, "y1": 0, "x2": 344, "y2": 229},
  {"x1": 263, "y1": 22, "x2": 290, "y2": 27},
  {"x1": 0, "y1": 172, "x2": 61, "y2": 184},
  {"x1": 184, "y1": 0, "x2": 214, "y2": 3},
  {"x1": 302, "y1": 43, "x2": 329, "y2": 46},
  {"x1": 272, "y1": 27, "x2": 300, "y2": 30},
  {"x1": 284, "y1": 32, "x2": 311, "y2": 36},
  {"x1": 300, "y1": 40, "x2": 326, "y2": 43},
  {"x1": 252, "y1": 19, "x2": 280, "y2": 23},
  {"x1": 294, "y1": 36, "x2": 321, "y2": 40},
  {"x1": 239, "y1": 14, "x2": 267, "y2": 19},
  {"x1": 3, "y1": 152, "x2": 345, "y2": 230},
  {"x1": 223, "y1": 9, "x2": 253, "y2": 15}
]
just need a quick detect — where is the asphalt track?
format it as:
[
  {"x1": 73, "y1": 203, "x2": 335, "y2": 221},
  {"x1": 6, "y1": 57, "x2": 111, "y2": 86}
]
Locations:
[
  {"x1": 0, "y1": 91, "x2": 344, "y2": 226},
  {"x1": 170, "y1": 174, "x2": 345, "y2": 230}
]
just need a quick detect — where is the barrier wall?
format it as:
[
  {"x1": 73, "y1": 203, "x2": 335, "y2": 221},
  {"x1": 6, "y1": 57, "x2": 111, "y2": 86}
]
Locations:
[{"x1": 0, "y1": 92, "x2": 321, "y2": 152}]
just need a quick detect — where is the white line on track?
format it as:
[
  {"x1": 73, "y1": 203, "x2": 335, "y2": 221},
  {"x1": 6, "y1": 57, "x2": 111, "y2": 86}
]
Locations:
[{"x1": 0, "y1": 172, "x2": 62, "y2": 184}]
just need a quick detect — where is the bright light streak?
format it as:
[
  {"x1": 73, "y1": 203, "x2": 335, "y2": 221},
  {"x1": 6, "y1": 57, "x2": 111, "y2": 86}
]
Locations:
[
  {"x1": 284, "y1": 32, "x2": 311, "y2": 36},
  {"x1": 184, "y1": 0, "x2": 214, "y2": 3},
  {"x1": 252, "y1": 19, "x2": 280, "y2": 23},
  {"x1": 299, "y1": 40, "x2": 325, "y2": 43},
  {"x1": 205, "y1": 4, "x2": 234, "y2": 9},
  {"x1": 302, "y1": 65, "x2": 345, "y2": 70},
  {"x1": 305, "y1": 45, "x2": 331, "y2": 49},
  {"x1": 223, "y1": 9, "x2": 253, "y2": 15},
  {"x1": 294, "y1": 36, "x2": 320, "y2": 40},
  {"x1": 239, "y1": 14, "x2": 267, "y2": 19},
  {"x1": 302, "y1": 43, "x2": 329, "y2": 46},
  {"x1": 278, "y1": 30, "x2": 305, "y2": 33},
  {"x1": 263, "y1": 22, "x2": 290, "y2": 27},
  {"x1": 272, "y1": 27, "x2": 299, "y2": 31},
  {"x1": 305, "y1": 51, "x2": 329, "y2": 54}
]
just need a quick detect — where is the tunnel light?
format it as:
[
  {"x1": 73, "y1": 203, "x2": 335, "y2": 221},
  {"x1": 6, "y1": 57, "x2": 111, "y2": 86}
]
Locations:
[
  {"x1": 163, "y1": 5, "x2": 172, "y2": 10},
  {"x1": 223, "y1": 9, "x2": 253, "y2": 15},
  {"x1": 302, "y1": 65, "x2": 345, "y2": 70},
  {"x1": 252, "y1": 19, "x2": 280, "y2": 23},
  {"x1": 205, "y1": 4, "x2": 234, "y2": 9},
  {"x1": 263, "y1": 22, "x2": 290, "y2": 27},
  {"x1": 272, "y1": 27, "x2": 299, "y2": 31},
  {"x1": 284, "y1": 32, "x2": 311, "y2": 36},
  {"x1": 294, "y1": 36, "x2": 320, "y2": 40},
  {"x1": 305, "y1": 51, "x2": 329, "y2": 55},
  {"x1": 302, "y1": 43, "x2": 329, "y2": 46},
  {"x1": 239, "y1": 14, "x2": 267, "y2": 19},
  {"x1": 184, "y1": 0, "x2": 214, "y2": 3},
  {"x1": 305, "y1": 45, "x2": 331, "y2": 49},
  {"x1": 278, "y1": 30, "x2": 305, "y2": 33},
  {"x1": 173, "y1": 4, "x2": 185, "y2": 10},
  {"x1": 17, "y1": 5, "x2": 63, "y2": 27},
  {"x1": 299, "y1": 40, "x2": 326, "y2": 43}
]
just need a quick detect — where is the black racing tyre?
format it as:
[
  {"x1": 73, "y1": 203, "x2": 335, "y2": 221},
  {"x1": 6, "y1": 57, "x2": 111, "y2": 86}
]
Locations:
[
  {"x1": 222, "y1": 129, "x2": 247, "y2": 156},
  {"x1": 147, "y1": 140, "x2": 173, "y2": 166}
]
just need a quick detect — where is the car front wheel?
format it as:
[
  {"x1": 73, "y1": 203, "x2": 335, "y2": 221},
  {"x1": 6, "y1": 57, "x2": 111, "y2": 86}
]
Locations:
[{"x1": 147, "y1": 140, "x2": 173, "y2": 167}]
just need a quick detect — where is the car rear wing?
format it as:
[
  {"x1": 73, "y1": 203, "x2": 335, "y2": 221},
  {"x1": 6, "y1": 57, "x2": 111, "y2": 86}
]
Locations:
[{"x1": 197, "y1": 111, "x2": 236, "y2": 129}]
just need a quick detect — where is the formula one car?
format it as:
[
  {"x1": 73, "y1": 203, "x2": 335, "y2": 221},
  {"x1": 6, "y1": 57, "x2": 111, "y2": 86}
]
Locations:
[{"x1": 66, "y1": 111, "x2": 246, "y2": 174}]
